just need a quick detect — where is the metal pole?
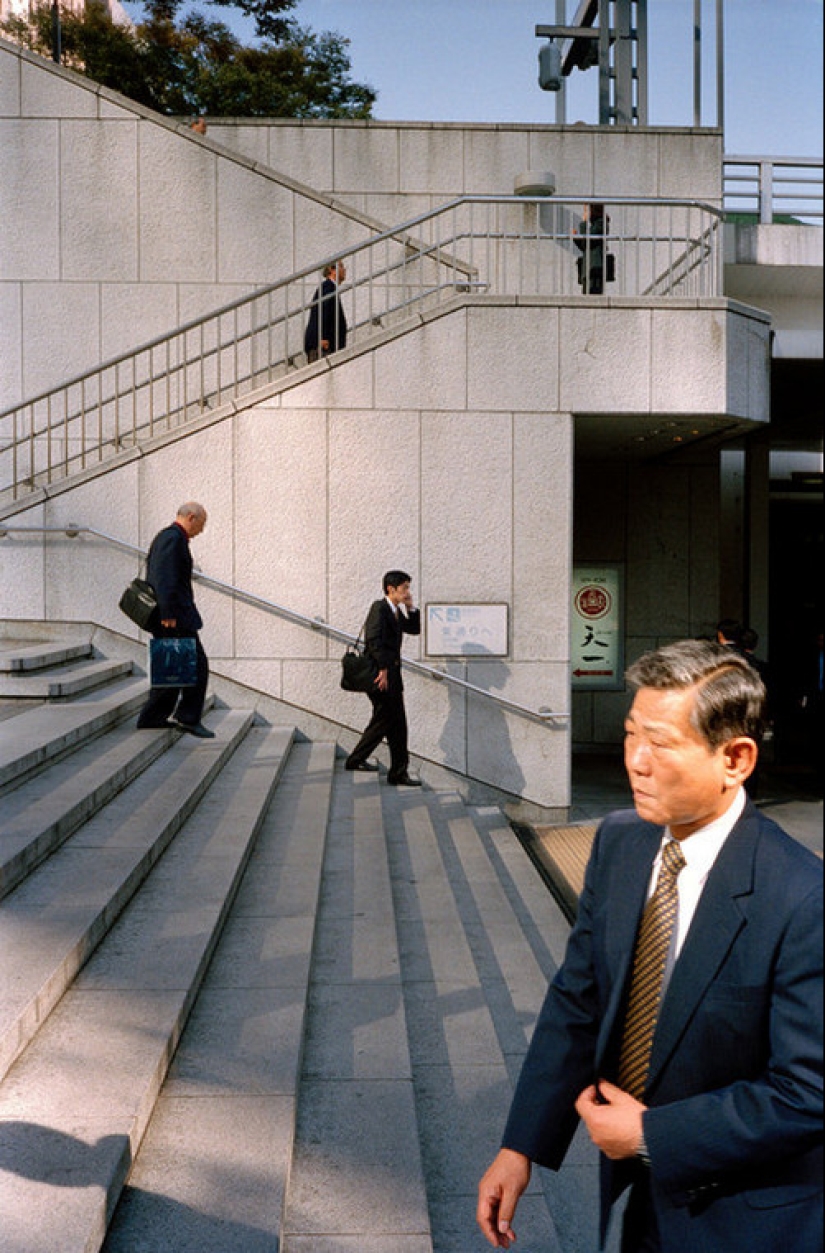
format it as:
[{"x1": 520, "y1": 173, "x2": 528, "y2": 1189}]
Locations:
[
  {"x1": 556, "y1": 0, "x2": 567, "y2": 124},
  {"x1": 635, "y1": 0, "x2": 648, "y2": 125},
  {"x1": 599, "y1": 0, "x2": 611, "y2": 123},
  {"x1": 693, "y1": 0, "x2": 702, "y2": 128},
  {"x1": 716, "y1": 0, "x2": 725, "y2": 134},
  {"x1": 51, "y1": 0, "x2": 61, "y2": 63}
]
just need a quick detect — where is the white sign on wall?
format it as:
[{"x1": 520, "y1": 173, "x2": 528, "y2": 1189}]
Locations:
[
  {"x1": 571, "y1": 565, "x2": 623, "y2": 689},
  {"x1": 425, "y1": 603, "x2": 509, "y2": 657}
]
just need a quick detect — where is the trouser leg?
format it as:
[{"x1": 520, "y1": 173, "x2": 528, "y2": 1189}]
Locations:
[
  {"x1": 137, "y1": 633, "x2": 207, "y2": 728},
  {"x1": 385, "y1": 693, "x2": 409, "y2": 780},
  {"x1": 136, "y1": 683, "x2": 178, "y2": 727},
  {"x1": 346, "y1": 691, "x2": 390, "y2": 766},
  {"x1": 621, "y1": 1171, "x2": 660, "y2": 1253},
  {"x1": 174, "y1": 636, "x2": 209, "y2": 726}
]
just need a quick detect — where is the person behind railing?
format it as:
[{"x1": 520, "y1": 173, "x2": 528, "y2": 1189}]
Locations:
[
  {"x1": 136, "y1": 501, "x2": 215, "y2": 739},
  {"x1": 345, "y1": 569, "x2": 422, "y2": 786},
  {"x1": 304, "y1": 260, "x2": 348, "y2": 363},
  {"x1": 572, "y1": 203, "x2": 612, "y2": 294}
]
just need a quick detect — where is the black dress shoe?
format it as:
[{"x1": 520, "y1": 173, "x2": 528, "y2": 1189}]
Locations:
[
  {"x1": 387, "y1": 773, "x2": 422, "y2": 787},
  {"x1": 345, "y1": 760, "x2": 379, "y2": 772},
  {"x1": 136, "y1": 719, "x2": 174, "y2": 729},
  {"x1": 173, "y1": 720, "x2": 216, "y2": 739}
]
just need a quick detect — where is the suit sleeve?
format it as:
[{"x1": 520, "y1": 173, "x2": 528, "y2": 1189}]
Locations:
[
  {"x1": 364, "y1": 601, "x2": 394, "y2": 670},
  {"x1": 147, "y1": 528, "x2": 201, "y2": 630},
  {"x1": 645, "y1": 875, "x2": 823, "y2": 1202},
  {"x1": 501, "y1": 825, "x2": 608, "y2": 1168},
  {"x1": 400, "y1": 608, "x2": 421, "y2": 637}
]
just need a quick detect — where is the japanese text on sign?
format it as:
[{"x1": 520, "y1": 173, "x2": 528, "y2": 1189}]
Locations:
[
  {"x1": 571, "y1": 566, "x2": 623, "y2": 689},
  {"x1": 425, "y1": 603, "x2": 509, "y2": 657}
]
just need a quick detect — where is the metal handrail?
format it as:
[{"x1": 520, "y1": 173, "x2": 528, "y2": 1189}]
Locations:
[
  {"x1": 1, "y1": 194, "x2": 724, "y2": 504},
  {"x1": 723, "y1": 155, "x2": 823, "y2": 224},
  {"x1": 0, "y1": 524, "x2": 569, "y2": 725}
]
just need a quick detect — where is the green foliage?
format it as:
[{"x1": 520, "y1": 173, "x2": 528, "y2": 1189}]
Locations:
[{"x1": 2, "y1": 0, "x2": 376, "y2": 118}]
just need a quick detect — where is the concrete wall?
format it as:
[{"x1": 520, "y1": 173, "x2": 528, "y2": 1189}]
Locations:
[
  {"x1": 208, "y1": 118, "x2": 724, "y2": 219},
  {"x1": 724, "y1": 223, "x2": 824, "y2": 359},
  {"x1": 0, "y1": 296, "x2": 771, "y2": 805},
  {"x1": 1, "y1": 37, "x2": 726, "y2": 413},
  {"x1": 0, "y1": 39, "x2": 396, "y2": 410}
]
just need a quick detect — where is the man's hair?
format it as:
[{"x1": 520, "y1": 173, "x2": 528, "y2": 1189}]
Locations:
[
  {"x1": 383, "y1": 569, "x2": 411, "y2": 593},
  {"x1": 176, "y1": 501, "x2": 206, "y2": 520},
  {"x1": 716, "y1": 617, "x2": 743, "y2": 646},
  {"x1": 323, "y1": 260, "x2": 342, "y2": 278},
  {"x1": 626, "y1": 639, "x2": 766, "y2": 750}
]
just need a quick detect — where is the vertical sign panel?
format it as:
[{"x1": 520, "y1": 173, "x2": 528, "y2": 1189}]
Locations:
[{"x1": 571, "y1": 565, "x2": 623, "y2": 689}]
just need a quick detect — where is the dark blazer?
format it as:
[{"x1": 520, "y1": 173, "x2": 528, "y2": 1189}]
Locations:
[
  {"x1": 503, "y1": 801, "x2": 823, "y2": 1252},
  {"x1": 146, "y1": 522, "x2": 202, "y2": 634},
  {"x1": 304, "y1": 277, "x2": 347, "y2": 356},
  {"x1": 363, "y1": 598, "x2": 420, "y2": 691}
]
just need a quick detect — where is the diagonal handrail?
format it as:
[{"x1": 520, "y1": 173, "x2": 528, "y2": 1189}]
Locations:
[
  {"x1": 0, "y1": 195, "x2": 724, "y2": 505},
  {"x1": 0, "y1": 524, "x2": 570, "y2": 724}
]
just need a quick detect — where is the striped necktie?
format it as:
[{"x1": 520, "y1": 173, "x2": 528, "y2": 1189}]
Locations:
[{"x1": 617, "y1": 839, "x2": 687, "y2": 1100}]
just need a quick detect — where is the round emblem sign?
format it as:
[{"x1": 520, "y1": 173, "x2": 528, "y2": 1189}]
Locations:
[{"x1": 575, "y1": 584, "x2": 612, "y2": 620}]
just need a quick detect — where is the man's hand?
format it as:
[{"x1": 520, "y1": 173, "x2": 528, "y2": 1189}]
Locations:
[
  {"x1": 575, "y1": 1081, "x2": 646, "y2": 1160},
  {"x1": 477, "y1": 1148, "x2": 531, "y2": 1248},
  {"x1": 374, "y1": 668, "x2": 389, "y2": 692},
  {"x1": 161, "y1": 619, "x2": 176, "y2": 628}
]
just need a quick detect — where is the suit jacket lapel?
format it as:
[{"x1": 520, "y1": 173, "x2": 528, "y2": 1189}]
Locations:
[{"x1": 645, "y1": 811, "x2": 757, "y2": 1094}]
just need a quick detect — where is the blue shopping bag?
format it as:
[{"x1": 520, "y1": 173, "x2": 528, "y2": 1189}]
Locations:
[{"x1": 148, "y1": 637, "x2": 198, "y2": 687}]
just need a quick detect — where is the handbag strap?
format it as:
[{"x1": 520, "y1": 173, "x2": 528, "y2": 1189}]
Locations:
[{"x1": 352, "y1": 615, "x2": 369, "y2": 650}]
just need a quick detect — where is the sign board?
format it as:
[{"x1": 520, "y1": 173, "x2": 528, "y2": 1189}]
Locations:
[
  {"x1": 571, "y1": 565, "x2": 623, "y2": 689},
  {"x1": 425, "y1": 603, "x2": 509, "y2": 657}
]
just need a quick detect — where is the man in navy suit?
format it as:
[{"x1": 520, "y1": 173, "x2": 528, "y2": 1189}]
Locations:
[
  {"x1": 478, "y1": 639, "x2": 822, "y2": 1253},
  {"x1": 345, "y1": 569, "x2": 421, "y2": 786},
  {"x1": 136, "y1": 501, "x2": 214, "y2": 738},
  {"x1": 304, "y1": 260, "x2": 348, "y2": 362}
]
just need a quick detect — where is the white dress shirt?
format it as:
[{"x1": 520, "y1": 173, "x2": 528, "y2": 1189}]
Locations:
[{"x1": 647, "y1": 786, "x2": 747, "y2": 960}]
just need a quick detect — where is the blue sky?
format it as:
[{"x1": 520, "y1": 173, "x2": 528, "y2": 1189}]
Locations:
[{"x1": 123, "y1": 0, "x2": 823, "y2": 157}]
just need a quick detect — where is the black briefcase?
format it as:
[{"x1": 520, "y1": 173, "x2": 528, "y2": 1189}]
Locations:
[
  {"x1": 340, "y1": 645, "x2": 378, "y2": 692},
  {"x1": 119, "y1": 577, "x2": 157, "y2": 630}
]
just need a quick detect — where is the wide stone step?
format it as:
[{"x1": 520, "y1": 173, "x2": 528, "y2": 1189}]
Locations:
[
  {"x1": 0, "y1": 719, "x2": 176, "y2": 901},
  {"x1": 281, "y1": 764, "x2": 432, "y2": 1253},
  {"x1": 0, "y1": 640, "x2": 92, "y2": 673},
  {"x1": 0, "y1": 657, "x2": 134, "y2": 700},
  {"x1": 101, "y1": 739, "x2": 337, "y2": 1253},
  {"x1": 0, "y1": 677, "x2": 147, "y2": 794},
  {"x1": 0, "y1": 722, "x2": 294, "y2": 1253},
  {"x1": 0, "y1": 709, "x2": 251, "y2": 1083}
]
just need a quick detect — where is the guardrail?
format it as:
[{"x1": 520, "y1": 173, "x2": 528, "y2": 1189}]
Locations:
[
  {"x1": 0, "y1": 524, "x2": 569, "y2": 726},
  {"x1": 0, "y1": 194, "x2": 723, "y2": 505},
  {"x1": 724, "y1": 155, "x2": 823, "y2": 225}
]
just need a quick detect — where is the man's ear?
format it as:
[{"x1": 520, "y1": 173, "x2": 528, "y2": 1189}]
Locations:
[{"x1": 723, "y1": 736, "x2": 759, "y2": 787}]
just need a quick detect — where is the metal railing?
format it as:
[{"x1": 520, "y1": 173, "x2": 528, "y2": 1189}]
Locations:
[
  {"x1": 0, "y1": 195, "x2": 724, "y2": 504},
  {"x1": 0, "y1": 524, "x2": 569, "y2": 725},
  {"x1": 724, "y1": 155, "x2": 823, "y2": 225}
]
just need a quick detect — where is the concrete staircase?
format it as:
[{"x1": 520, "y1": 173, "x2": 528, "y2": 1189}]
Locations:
[{"x1": 0, "y1": 634, "x2": 601, "y2": 1253}]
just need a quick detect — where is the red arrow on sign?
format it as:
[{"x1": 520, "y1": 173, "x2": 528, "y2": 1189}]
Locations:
[{"x1": 573, "y1": 668, "x2": 614, "y2": 677}]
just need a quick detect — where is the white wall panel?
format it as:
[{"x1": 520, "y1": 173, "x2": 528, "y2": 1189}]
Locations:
[
  {"x1": 559, "y1": 306, "x2": 653, "y2": 413},
  {"x1": 22, "y1": 283, "x2": 100, "y2": 398},
  {"x1": 0, "y1": 46, "x2": 20, "y2": 115},
  {"x1": 467, "y1": 305, "x2": 560, "y2": 412},
  {"x1": 0, "y1": 120, "x2": 60, "y2": 280},
  {"x1": 61, "y1": 120, "x2": 139, "y2": 282}
]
